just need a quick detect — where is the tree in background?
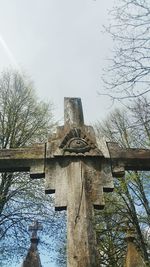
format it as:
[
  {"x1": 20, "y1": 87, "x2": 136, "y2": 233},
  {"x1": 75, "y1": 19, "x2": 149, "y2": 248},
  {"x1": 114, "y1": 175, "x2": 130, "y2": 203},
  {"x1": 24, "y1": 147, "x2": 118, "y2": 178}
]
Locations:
[
  {"x1": 95, "y1": 96, "x2": 150, "y2": 265},
  {"x1": 95, "y1": 194, "x2": 126, "y2": 266},
  {"x1": 102, "y1": 0, "x2": 150, "y2": 100},
  {"x1": 0, "y1": 69, "x2": 65, "y2": 266}
]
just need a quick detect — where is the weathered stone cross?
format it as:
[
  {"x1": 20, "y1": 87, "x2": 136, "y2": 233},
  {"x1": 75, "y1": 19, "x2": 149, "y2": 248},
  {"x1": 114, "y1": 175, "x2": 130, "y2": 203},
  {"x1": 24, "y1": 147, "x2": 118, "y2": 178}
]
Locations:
[
  {"x1": 22, "y1": 220, "x2": 43, "y2": 267},
  {"x1": 29, "y1": 220, "x2": 43, "y2": 241},
  {"x1": 0, "y1": 97, "x2": 150, "y2": 267}
]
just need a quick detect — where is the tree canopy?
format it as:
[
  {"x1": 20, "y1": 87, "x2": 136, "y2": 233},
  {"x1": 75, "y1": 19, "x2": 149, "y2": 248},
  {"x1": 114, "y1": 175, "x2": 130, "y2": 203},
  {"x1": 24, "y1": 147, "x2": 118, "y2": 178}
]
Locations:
[
  {"x1": 95, "y1": 96, "x2": 150, "y2": 266},
  {"x1": 0, "y1": 69, "x2": 65, "y2": 266}
]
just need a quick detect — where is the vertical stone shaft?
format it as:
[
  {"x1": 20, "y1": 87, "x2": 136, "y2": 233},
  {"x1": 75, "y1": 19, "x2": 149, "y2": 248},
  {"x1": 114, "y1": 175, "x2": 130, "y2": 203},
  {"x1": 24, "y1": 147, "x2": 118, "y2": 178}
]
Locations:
[
  {"x1": 67, "y1": 160, "x2": 99, "y2": 267},
  {"x1": 64, "y1": 97, "x2": 84, "y2": 127}
]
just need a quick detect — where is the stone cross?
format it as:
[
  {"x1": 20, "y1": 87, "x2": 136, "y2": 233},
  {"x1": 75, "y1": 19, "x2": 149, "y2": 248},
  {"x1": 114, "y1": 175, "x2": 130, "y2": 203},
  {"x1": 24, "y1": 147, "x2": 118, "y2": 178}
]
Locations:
[
  {"x1": 0, "y1": 97, "x2": 150, "y2": 267},
  {"x1": 44, "y1": 98, "x2": 114, "y2": 266},
  {"x1": 22, "y1": 220, "x2": 43, "y2": 267},
  {"x1": 28, "y1": 220, "x2": 43, "y2": 241}
]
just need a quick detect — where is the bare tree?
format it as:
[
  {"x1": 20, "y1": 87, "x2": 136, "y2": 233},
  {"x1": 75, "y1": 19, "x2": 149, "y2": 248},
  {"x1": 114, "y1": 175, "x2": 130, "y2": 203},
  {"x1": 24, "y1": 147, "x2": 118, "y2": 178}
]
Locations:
[
  {"x1": 102, "y1": 0, "x2": 150, "y2": 100},
  {"x1": 95, "y1": 97, "x2": 150, "y2": 264}
]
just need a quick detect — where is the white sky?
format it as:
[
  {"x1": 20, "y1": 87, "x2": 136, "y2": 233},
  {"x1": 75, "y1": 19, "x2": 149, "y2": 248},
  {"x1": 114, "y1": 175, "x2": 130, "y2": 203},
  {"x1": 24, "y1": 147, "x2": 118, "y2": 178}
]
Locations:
[
  {"x1": 0, "y1": 0, "x2": 115, "y2": 125},
  {"x1": 0, "y1": 1, "x2": 115, "y2": 266}
]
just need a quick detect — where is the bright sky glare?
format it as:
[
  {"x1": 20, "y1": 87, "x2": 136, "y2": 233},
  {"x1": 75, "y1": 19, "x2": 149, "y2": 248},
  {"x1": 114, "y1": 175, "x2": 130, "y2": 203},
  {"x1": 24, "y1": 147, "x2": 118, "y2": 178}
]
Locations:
[{"x1": 0, "y1": 0, "x2": 115, "y2": 124}]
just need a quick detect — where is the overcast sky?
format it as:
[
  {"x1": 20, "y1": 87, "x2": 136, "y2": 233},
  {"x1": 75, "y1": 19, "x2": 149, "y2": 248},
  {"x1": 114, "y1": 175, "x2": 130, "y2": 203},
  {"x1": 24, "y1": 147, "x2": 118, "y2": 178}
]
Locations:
[
  {"x1": 0, "y1": 1, "x2": 115, "y2": 266},
  {"x1": 0, "y1": 0, "x2": 115, "y2": 125}
]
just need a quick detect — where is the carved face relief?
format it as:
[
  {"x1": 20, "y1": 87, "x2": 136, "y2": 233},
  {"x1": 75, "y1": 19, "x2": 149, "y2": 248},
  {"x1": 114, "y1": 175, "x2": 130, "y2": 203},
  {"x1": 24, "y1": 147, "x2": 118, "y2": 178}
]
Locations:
[{"x1": 59, "y1": 128, "x2": 95, "y2": 154}]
